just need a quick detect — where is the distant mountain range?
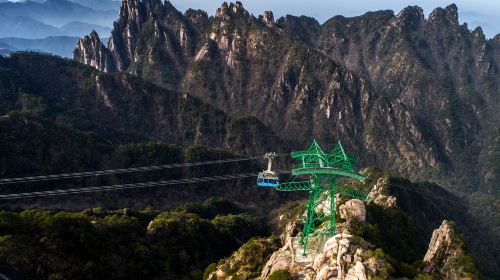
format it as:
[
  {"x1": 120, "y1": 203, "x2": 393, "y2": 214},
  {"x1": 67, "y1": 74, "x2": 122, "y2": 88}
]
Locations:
[
  {"x1": 0, "y1": 13, "x2": 111, "y2": 39},
  {"x1": 0, "y1": 0, "x2": 117, "y2": 56},
  {"x1": 0, "y1": 36, "x2": 111, "y2": 58},
  {"x1": 0, "y1": 41, "x2": 14, "y2": 56},
  {"x1": 0, "y1": 0, "x2": 121, "y2": 11},
  {"x1": 0, "y1": 36, "x2": 80, "y2": 57},
  {"x1": 0, "y1": 0, "x2": 118, "y2": 27},
  {"x1": 61, "y1": 0, "x2": 121, "y2": 11}
]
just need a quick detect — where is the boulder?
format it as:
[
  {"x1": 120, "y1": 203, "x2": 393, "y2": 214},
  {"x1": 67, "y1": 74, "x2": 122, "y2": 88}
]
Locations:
[{"x1": 339, "y1": 199, "x2": 366, "y2": 223}]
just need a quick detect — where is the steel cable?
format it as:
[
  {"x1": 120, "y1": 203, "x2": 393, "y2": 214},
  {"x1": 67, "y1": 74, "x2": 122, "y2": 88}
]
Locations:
[
  {"x1": 0, "y1": 172, "x2": 258, "y2": 200},
  {"x1": 0, "y1": 152, "x2": 291, "y2": 185},
  {"x1": 0, "y1": 158, "x2": 257, "y2": 185}
]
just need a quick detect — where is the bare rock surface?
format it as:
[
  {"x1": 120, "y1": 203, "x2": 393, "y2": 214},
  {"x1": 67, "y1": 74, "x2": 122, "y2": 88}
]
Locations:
[{"x1": 339, "y1": 199, "x2": 366, "y2": 223}]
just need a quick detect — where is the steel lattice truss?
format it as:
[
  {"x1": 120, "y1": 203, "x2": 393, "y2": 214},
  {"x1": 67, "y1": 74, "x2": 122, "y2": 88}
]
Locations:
[{"x1": 277, "y1": 140, "x2": 368, "y2": 256}]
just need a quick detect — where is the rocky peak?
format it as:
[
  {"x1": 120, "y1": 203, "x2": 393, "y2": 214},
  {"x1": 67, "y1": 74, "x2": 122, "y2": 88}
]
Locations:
[
  {"x1": 472, "y1": 26, "x2": 486, "y2": 41},
  {"x1": 119, "y1": 0, "x2": 173, "y2": 27},
  {"x1": 215, "y1": 1, "x2": 250, "y2": 20},
  {"x1": 261, "y1": 11, "x2": 274, "y2": 27},
  {"x1": 215, "y1": 2, "x2": 229, "y2": 17},
  {"x1": 74, "y1": 31, "x2": 114, "y2": 73},
  {"x1": 88, "y1": 30, "x2": 100, "y2": 42},
  {"x1": 184, "y1": 8, "x2": 209, "y2": 27},
  {"x1": 423, "y1": 220, "x2": 480, "y2": 279},
  {"x1": 119, "y1": 0, "x2": 144, "y2": 26},
  {"x1": 424, "y1": 220, "x2": 458, "y2": 263},
  {"x1": 394, "y1": 6, "x2": 424, "y2": 31},
  {"x1": 444, "y1": 3, "x2": 459, "y2": 24},
  {"x1": 493, "y1": 34, "x2": 500, "y2": 43},
  {"x1": 428, "y1": 4, "x2": 459, "y2": 26},
  {"x1": 260, "y1": 232, "x2": 394, "y2": 280},
  {"x1": 231, "y1": 1, "x2": 245, "y2": 14},
  {"x1": 367, "y1": 177, "x2": 397, "y2": 208}
]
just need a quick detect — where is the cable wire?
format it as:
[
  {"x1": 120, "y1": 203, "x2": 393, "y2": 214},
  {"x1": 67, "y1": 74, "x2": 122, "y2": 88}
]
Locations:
[
  {"x1": 387, "y1": 183, "x2": 470, "y2": 207},
  {"x1": 0, "y1": 158, "x2": 257, "y2": 185},
  {"x1": 0, "y1": 172, "x2": 258, "y2": 200},
  {"x1": 0, "y1": 152, "x2": 291, "y2": 186}
]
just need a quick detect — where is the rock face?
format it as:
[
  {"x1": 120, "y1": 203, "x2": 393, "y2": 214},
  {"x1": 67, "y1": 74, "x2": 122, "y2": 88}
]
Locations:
[
  {"x1": 73, "y1": 2, "x2": 499, "y2": 275},
  {"x1": 339, "y1": 199, "x2": 366, "y2": 223},
  {"x1": 260, "y1": 233, "x2": 393, "y2": 280},
  {"x1": 423, "y1": 220, "x2": 481, "y2": 280},
  {"x1": 74, "y1": 0, "x2": 499, "y2": 198},
  {"x1": 0, "y1": 53, "x2": 284, "y2": 156},
  {"x1": 367, "y1": 177, "x2": 397, "y2": 208},
  {"x1": 74, "y1": 31, "x2": 115, "y2": 73},
  {"x1": 258, "y1": 191, "x2": 392, "y2": 280}
]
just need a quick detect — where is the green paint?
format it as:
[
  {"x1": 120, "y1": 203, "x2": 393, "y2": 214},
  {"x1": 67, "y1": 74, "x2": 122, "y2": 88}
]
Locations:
[{"x1": 276, "y1": 140, "x2": 368, "y2": 256}]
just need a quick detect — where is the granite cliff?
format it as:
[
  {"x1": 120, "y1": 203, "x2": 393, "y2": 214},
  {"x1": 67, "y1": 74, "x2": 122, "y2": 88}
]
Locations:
[{"x1": 73, "y1": 3, "x2": 499, "y2": 275}]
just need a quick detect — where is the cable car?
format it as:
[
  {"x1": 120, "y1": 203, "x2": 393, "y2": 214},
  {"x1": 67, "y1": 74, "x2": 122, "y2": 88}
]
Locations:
[
  {"x1": 257, "y1": 172, "x2": 280, "y2": 187},
  {"x1": 257, "y1": 152, "x2": 280, "y2": 187}
]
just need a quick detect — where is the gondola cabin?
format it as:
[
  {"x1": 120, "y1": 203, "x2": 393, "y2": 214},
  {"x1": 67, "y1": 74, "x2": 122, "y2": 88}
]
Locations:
[
  {"x1": 257, "y1": 172, "x2": 279, "y2": 187},
  {"x1": 257, "y1": 152, "x2": 279, "y2": 187}
]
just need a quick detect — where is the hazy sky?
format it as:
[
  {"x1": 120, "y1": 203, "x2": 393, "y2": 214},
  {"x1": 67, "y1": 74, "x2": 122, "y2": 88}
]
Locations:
[{"x1": 170, "y1": 0, "x2": 499, "y2": 38}]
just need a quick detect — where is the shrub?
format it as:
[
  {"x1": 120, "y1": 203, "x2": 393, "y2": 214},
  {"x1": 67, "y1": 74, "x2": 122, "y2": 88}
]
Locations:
[
  {"x1": 269, "y1": 269, "x2": 292, "y2": 280},
  {"x1": 203, "y1": 263, "x2": 217, "y2": 280}
]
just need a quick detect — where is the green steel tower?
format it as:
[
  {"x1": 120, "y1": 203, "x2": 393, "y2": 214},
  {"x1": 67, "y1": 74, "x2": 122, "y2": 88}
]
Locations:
[{"x1": 276, "y1": 139, "x2": 368, "y2": 256}]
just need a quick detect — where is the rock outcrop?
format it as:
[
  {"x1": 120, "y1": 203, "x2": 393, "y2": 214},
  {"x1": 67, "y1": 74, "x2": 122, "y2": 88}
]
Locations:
[
  {"x1": 423, "y1": 220, "x2": 481, "y2": 279},
  {"x1": 367, "y1": 177, "x2": 397, "y2": 208},
  {"x1": 74, "y1": 31, "x2": 114, "y2": 73},
  {"x1": 257, "y1": 184, "x2": 396, "y2": 280},
  {"x1": 206, "y1": 236, "x2": 281, "y2": 280},
  {"x1": 339, "y1": 199, "x2": 366, "y2": 223},
  {"x1": 202, "y1": 172, "x2": 481, "y2": 280},
  {"x1": 260, "y1": 233, "x2": 393, "y2": 280}
]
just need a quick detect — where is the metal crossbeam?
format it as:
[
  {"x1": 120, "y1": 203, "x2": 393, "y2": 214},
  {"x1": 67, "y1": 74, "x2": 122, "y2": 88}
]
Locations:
[
  {"x1": 276, "y1": 139, "x2": 367, "y2": 256},
  {"x1": 276, "y1": 181, "x2": 312, "y2": 191},
  {"x1": 292, "y1": 167, "x2": 365, "y2": 181},
  {"x1": 338, "y1": 186, "x2": 370, "y2": 200}
]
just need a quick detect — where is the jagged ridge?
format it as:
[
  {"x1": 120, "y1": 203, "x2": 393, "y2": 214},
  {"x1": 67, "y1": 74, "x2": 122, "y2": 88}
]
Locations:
[{"x1": 72, "y1": 1, "x2": 499, "y2": 276}]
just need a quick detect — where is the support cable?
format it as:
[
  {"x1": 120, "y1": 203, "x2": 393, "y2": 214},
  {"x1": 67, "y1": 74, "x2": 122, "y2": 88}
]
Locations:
[
  {"x1": 387, "y1": 183, "x2": 471, "y2": 207},
  {"x1": 0, "y1": 152, "x2": 291, "y2": 185},
  {"x1": 0, "y1": 172, "x2": 258, "y2": 200},
  {"x1": 0, "y1": 155, "x2": 285, "y2": 185}
]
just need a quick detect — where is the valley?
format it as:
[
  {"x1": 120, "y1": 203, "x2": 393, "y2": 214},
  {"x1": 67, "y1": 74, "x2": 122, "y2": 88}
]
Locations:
[{"x1": 0, "y1": 0, "x2": 498, "y2": 279}]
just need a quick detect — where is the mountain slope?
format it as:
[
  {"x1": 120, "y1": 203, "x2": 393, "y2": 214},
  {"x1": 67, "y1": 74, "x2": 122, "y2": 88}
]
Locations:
[
  {"x1": 73, "y1": 1, "x2": 500, "y2": 276},
  {"x1": 74, "y1": 1, "x2": 499, "y2": 196},
  {"x1": 0, "y1": 52, "x2": 293, "y2": 212},
  {"x1": 0, "y1": 52, "x2": 284, "y2": 153},
  {"x1": 315, "y1": 5, "x2": 499, "y2": 192}
]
